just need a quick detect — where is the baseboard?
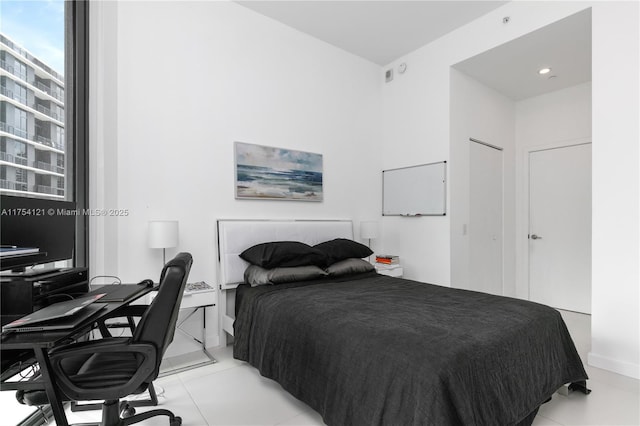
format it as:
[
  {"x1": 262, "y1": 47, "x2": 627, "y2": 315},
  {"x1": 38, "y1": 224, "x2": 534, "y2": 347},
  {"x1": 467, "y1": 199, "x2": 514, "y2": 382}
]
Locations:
[{"x1": 588, "y1": 352, "x2": 640, "y2": 379}]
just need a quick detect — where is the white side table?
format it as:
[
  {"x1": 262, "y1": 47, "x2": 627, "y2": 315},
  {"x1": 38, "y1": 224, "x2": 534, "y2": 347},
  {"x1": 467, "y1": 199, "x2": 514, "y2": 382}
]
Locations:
[
  {"x1": 375, "y1": 264, "x2": 403, "y2": 278},
  {"x1": 158, "y1": 285, "x2": 217, "y2": 376}
]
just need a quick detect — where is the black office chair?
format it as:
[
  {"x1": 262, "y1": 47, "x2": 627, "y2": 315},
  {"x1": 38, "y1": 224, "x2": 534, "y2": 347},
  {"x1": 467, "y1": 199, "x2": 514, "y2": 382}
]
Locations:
[
  {"x1": 20, "y1": 253, "x2": 193, "y2": 426},
  {"x1": 21, "y1": 297, "x2": 162, "y2": 416},
  {"x1": 71, "y1": 284, "x2": 159, "y2": 415}
]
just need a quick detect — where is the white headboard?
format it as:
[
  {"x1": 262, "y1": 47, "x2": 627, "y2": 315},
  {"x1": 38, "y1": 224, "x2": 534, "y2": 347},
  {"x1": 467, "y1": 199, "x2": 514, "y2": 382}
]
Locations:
[{"x1": 216, "y1": 219, "x2": 353, "y2": 289}]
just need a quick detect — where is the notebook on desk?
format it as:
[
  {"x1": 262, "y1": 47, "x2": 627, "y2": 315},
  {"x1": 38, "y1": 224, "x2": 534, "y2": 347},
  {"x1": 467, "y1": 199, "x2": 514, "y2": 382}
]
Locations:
[{"x1": 2, "y1": 293, "x2": 106, "y2": 333}]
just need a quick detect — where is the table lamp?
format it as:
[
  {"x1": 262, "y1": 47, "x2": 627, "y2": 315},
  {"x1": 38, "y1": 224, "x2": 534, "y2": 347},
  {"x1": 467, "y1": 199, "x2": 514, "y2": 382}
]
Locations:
[
  {"x1": 360, "y1": 221, "x2": 379, "y2": 249},
  {"x1": 148, "y1": 220, "x2": 179, "y2": 265}
]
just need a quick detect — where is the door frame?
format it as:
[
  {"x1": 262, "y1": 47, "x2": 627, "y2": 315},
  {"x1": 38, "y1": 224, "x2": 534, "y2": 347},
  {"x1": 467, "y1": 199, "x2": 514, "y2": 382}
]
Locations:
[
  {"x1": 519, "y1": 136, "x2": 592, "y2": 303},
  {"x1": 469, "y1": 137, "x2": 505, "y2": 295}
]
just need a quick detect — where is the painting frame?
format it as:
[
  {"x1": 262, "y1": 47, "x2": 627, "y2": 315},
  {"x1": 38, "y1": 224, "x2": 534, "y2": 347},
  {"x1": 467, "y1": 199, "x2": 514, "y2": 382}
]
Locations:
[{"x1": 234, "y1": 142, "x2": 324, "y2": 202}]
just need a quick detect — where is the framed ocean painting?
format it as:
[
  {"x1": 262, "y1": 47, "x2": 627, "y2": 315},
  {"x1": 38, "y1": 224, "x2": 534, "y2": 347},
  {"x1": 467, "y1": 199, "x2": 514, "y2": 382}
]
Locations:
[{"x1": 234, "y1": 142, "x2": 323, "y2": 201}]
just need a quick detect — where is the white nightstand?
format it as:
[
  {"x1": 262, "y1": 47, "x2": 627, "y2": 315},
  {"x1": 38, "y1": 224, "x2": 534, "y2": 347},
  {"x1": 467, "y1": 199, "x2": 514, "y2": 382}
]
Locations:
[
  {"x1": 157, "y1": 284, "x2": 217, "y2": 376},
  {"x1": 375, "y1": 264, "x2": 403, "y2": 278}
]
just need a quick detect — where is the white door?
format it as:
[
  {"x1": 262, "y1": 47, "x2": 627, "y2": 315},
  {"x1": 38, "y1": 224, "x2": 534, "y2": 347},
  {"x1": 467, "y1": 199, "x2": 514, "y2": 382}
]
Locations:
[
  {"x1": 469, "y1": 140, "x2": 503, "y2": 295},
  {"x1": 529, "y1": 143, "x2": 591, "y2": 314}
]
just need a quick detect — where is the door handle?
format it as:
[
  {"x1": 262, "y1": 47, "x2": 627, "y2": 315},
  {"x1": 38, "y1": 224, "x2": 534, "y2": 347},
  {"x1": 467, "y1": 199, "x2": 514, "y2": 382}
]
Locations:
[{"x1": 530, "y1": 234, "x2": 542, "y2": 240}]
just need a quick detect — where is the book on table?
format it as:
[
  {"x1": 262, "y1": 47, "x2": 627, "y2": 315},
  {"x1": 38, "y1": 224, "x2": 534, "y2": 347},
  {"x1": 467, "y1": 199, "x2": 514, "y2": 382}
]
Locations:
[{"x1": 375, "y1": 254, "x2": 399, "y2": 265}]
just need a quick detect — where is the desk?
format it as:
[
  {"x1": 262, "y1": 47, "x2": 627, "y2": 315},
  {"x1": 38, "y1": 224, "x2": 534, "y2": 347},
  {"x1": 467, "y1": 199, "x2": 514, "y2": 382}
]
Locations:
[{"x1": 0, "y1": 286, "x2": 151, "y2": 426}]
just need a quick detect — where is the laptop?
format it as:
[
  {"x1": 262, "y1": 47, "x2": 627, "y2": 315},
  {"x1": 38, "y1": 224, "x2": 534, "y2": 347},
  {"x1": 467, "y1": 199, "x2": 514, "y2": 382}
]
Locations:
[
  {"x1": 90, "y1": 283, "x2": 149, "y2": 303},
  {"x1": 2, "y1": 293, "x2": 107, "y2": 333}
]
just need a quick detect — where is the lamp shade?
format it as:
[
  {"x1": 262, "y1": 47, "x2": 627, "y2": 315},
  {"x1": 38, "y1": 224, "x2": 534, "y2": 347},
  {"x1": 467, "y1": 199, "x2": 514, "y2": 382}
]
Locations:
[
  {"x1": 360, "y1": 221, "x2": 379, "y2": 240},
  {"x1": 148, "y1": 221, "x2": 179, "y2": 249}
]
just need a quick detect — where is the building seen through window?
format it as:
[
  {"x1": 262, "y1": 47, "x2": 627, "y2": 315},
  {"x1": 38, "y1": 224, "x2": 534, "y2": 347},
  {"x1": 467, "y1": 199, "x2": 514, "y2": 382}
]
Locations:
[
  {"x1": 0, "y1": 0, "x2": 67, "y2": 200},
  {"x1": 0, "y1": 0, "x2": 89, "y2": 272}
]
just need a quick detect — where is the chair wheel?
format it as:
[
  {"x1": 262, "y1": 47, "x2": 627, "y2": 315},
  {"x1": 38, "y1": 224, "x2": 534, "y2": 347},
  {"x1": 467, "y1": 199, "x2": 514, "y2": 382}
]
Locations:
[
  {"x1": 170, "y1": 416, "x2": 182, "y2": 426},
  {"x1": 120, "y1": 404, "x2": 136, "y2": 418}
]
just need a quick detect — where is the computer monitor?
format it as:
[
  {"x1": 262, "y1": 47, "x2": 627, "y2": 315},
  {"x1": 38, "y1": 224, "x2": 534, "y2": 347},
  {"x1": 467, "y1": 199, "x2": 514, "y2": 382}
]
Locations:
[{"x1": 1, "y1": 194, "x2": 76, "y2": 272}]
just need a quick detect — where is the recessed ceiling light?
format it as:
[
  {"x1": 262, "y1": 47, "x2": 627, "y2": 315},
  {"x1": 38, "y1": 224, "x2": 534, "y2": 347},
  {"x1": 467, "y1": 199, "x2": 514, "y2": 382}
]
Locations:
[{"x1": 538, "y1": 67, "x2": 552, "y2": 75}]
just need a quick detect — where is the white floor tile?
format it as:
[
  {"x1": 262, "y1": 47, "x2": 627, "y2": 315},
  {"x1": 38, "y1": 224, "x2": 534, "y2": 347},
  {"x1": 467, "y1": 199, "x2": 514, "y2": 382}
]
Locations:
[
  {"x1": 172, "y1": 347, "x2": 245, "y2": 383},
  {"x1": 160, "y1": 351, "x2": 217, "y2": 378},
  {"x1": 53, "y1": 376, "x2": 205, "y2": 426},
  {"x1": 276, "y1": 409, "x2": 326, "y2": 426},
  {"x1": 544, "y1": 310, "x2": 640, "y2": 426},
  {"x1": 531, "y1": 413, "x2": 564, "y2": 426},
  {"x1": 1, "y1": 390, "x2": 40, "y2": 425},
  {"x1": 182, "y1": 363, "x2": 311, "y2": 425},
  {"x1": 584, "y1": 365, "x2": 640, "y2": 395},
  {"x1": 539, "y1": 379, "x2": 640, "y2": 426}
]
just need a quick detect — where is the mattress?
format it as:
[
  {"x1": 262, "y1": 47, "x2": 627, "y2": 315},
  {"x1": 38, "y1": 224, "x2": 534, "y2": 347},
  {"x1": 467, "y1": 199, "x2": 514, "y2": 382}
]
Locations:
[{"x1": 234, "y1": 272, "x2": 588, "y2": 426}]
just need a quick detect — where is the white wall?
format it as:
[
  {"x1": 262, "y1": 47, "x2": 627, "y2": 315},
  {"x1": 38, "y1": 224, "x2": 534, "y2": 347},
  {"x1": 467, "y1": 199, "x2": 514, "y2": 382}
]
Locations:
[
  {"x1": 378, "y1": 48, "x2": 451, "y2": 285},
  {"x1": 382, "y1": 2, "x2": 638, "y2": 378},
  {"x1": 515, "y1": 82, "x2": 592, "y2": 300},
  {"x1": 90, "y1": 1, "x2": 383, "y2": 354},
  {"x1": 449, "y1": 69, "x2": 515, "y2": 295},
  {"x1": 379, "y1": 1, "x2": 589, "y2": 286},
  {"x1": 590, "y1": 1, "x2": 639, "y2": 379},
  {"x1": 114, "y1": 1, "x2": 383, "y2": 283},
  {"x1": 91, "y1": 1, "x2": 639, "y2": 376}
]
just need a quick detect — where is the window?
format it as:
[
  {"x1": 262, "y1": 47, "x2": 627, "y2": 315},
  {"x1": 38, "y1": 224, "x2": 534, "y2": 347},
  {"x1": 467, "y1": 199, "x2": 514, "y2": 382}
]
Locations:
[
  {"x1": 15, "y1": 168, "x2": 26, "y2": 183},
  {"x1": 14, "y1": 81, "x2": 27, "y2": 104},
  {"x1": 1, "y1": 18, "x2": 88, "y2": 424},
  {"x1": 15, "y1": 140, "x2": 27, "y2": 160},
  {"x1": 14, "y1": 167, "x2": 28, "y2": 192},
  {"x1": 1, "y1": 1, "x2": 87, "y2": 204},
  {"x1": 54, "y1": 124, "x2": 64, "y2": 148},
  {"x1": 0, "y1": 1, "x2": 89, "y2": 268},
  {"x1": 54, "y1": 103, "x2": 64, "y2": 121},
  {"x1": 13, "y1": 56, "x2": 28, "y2": 81},
  {"x1": 14, "y1": 106, "x2": 27, "y2": 135}
]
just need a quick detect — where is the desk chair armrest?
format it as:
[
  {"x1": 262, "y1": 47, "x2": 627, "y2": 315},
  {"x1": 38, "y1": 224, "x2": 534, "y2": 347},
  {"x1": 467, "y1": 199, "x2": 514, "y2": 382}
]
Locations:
[
  {"x1": 49, "y1": 338, "x2": 157, "y2": 401},
  {"x1": 95, "y1": 305, "x2": 149, "y2": 337},
  {"x1": 49, "y1": 336, "x2": 131, "y2": 355}
]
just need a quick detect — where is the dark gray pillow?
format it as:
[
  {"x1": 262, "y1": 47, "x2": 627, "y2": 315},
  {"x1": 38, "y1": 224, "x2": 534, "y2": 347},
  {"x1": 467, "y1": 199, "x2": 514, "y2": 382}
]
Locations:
[
  {"x1": 244, "y1": 264, "x2": 328, "y2": 286},
  {"x1": 326, "y1": 258, "x2": 375, "y2": 277},
  {"x1": 240, "y1": 241, "x2": 328, "y2": 268},
  {"x1": 314, "y1": 238, "x2": 373, "y2": 265}
]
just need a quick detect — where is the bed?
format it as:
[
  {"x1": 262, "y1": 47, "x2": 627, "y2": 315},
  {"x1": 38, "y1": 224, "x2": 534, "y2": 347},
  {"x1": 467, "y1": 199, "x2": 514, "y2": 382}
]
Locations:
[{"x1": 217, "y1": 219, "x2": 588, "y2": 426}]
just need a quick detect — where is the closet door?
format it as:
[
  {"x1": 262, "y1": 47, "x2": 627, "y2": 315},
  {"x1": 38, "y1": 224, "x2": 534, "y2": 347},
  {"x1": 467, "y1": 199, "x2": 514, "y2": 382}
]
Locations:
[{"x1": 469, "y1": 140, "x2": 503, "y2": 295}]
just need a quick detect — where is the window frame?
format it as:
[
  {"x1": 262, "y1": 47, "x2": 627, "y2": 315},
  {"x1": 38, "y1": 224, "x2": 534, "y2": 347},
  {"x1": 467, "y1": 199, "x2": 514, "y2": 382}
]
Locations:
[{"x1": 65, "y1": 0, "x2": 89, "y2": 268}]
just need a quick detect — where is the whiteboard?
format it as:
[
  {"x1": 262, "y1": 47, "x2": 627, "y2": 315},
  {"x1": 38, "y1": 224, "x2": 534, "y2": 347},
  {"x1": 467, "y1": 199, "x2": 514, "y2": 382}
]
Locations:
[{"x1": 382, "y1": 161, "x2": 446, "y2": 216}]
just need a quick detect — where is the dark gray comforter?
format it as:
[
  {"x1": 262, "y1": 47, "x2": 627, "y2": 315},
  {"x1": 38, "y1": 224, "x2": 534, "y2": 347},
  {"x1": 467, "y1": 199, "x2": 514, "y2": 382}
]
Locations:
[{"x1": 234, "y1": 272, "x2": 588, "y2": 426}]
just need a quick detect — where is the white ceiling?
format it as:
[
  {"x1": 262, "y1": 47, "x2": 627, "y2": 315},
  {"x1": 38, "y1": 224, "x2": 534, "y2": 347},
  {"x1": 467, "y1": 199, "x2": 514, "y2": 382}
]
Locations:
[
  {"x1": 453, "y1": 8, "x2": 592, "y2": 100},
  {"x1": 236, "y1": 1, "x2": 508, "y2": 65},
  {"x1": 236, "y1": 1, "x2": 592, "y2": 100}
]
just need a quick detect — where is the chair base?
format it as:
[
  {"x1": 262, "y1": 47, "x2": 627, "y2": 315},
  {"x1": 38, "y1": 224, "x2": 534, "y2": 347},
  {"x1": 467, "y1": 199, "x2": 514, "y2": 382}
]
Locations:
[
  {"x1": 70, "y1": 399, "x2": 181, "y2": 426},
  {"x1": 121, "y1": 408, "x2": 181, "y2": 426},
  {"x1": 105, "y1": 399, "x2": 181, "y2": 426},
  {"x1": 71, "y1": 383, "x2": 159, "y2": 412}
]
